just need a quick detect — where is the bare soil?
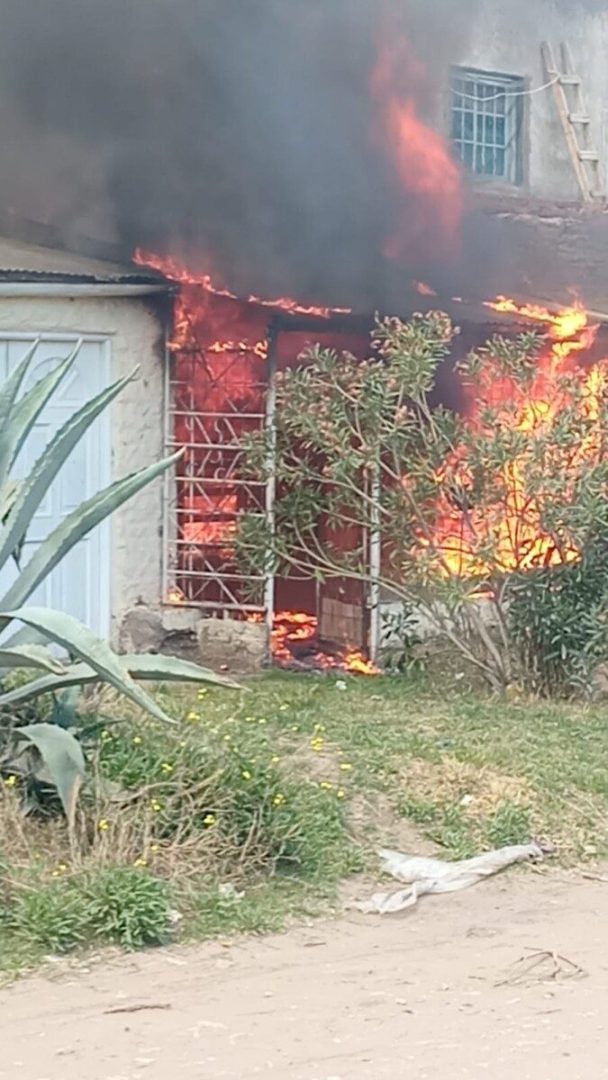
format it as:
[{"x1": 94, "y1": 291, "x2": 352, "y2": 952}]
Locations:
[{"x1": 2, "y1": 870, "x2": 607, "y2": 1080}]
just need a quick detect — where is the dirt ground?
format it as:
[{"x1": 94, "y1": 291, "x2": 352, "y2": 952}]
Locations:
[{"x1": 1, "y1": 869, "x2": 607, "y2": 1080}]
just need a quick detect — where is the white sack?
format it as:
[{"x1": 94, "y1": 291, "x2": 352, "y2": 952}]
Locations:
[{"x1": 355, "y1": 841, "x2": 548, "y2": 914}]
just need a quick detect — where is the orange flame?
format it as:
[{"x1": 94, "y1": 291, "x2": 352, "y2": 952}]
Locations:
[
  {"x1": 426, "y1": 297, "x2": 605, "y2": 577},
  {"x1": 250, "y1": 611, "x2": 378, "y2": 675},
  {"x1": 208, "y1": 339, "x2": 269, "y2": 358},
  {"x1": 165, "y1": 586, "x2": 186, "y2": 605},
  {"x1": 371, "y1": 40, "x2": 463, "y2": 262},
  {"x1": 134, "y1": 249, "x2": 351, "y2": 320}
]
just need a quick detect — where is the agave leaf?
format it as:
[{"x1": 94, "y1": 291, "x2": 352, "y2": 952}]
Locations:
[
  {"x1": 117, "y1": 653, "x2": 241, "y2": 688},
  {"x1": 6, "y1": 344, "x2": 81, "y2": 477},
  {"x1": 0, "y1": 623, "x2": 50, "y2": 650},
  {"x1": 0, "y1": 479, "x2": 21, "y2": 524},
  {"x1": 0, "y1": 368, "x2": 137, "y2": 589},
  {"x1": 0, "y1": 653, "x2": 241, "y2": 704},
  {"x1": 0, "y1": 644, "x2": 66, "y2": 674},
  {"x1": 16, "y1": 722, "x2": 85, "y2": 829},
  {"x1": 0, "y1": 608, "x2": 176, "y2": 724},
  {"x1": 0, "y1": 450, "x2": 183, "y2": 616},
  {"x1": 0, "y1": 340, "x2": 40, "y2": 485}
]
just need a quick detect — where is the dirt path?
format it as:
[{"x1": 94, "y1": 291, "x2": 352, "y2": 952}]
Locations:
[{"x1": 1, "y1": 870, "x2": 607, "y2": 1080}]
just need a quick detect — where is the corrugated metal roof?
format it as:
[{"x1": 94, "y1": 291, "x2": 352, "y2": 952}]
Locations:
[{"x1": 0, "y1": 236, "x2": 167, "y2": 284}]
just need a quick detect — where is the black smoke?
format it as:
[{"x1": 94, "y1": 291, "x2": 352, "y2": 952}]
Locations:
[{"x1": 0, "y1": 0, "x2": 495, "y2": 307}]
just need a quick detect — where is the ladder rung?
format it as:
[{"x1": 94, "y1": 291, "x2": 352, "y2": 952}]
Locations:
[
  {"x1": 569, "y1": 113, "x2": 590, "y2": 124},
  {"x1": 578, "y1": 149, "x2": 599, "y2": 161},
  {"x1": 559, "y1": 74, "x2": 581, "y2": 85}
]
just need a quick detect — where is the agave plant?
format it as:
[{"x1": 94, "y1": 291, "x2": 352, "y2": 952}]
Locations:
[{"x1": 0, "y1": 341, "x2": 237, "y2": 822}]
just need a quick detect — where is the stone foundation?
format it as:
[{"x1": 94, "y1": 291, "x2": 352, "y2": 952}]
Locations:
[{"x1": 118, "y1": 605, "x2": 267, "y2": 675}]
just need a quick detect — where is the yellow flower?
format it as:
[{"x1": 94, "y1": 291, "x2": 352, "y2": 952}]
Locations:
[
  {"x1": 241, "y1": 770, "x2": 252, "y2": 781},
  {"x1": 258, "y1": 718, "x2": 267, "y2": 725},
  {"x1": 161, "y1": 762, "x2": 173, "y2": 775},
  {"x1": 314, "y1": 723, "x2": 326, "y2": 733},
  {"x1": 150, "y1": 800, "x2": 163, "y2": 812},
  {"x1": 132, "y1": 736, "x2": 142, "y2": 746},
  {"x1": 150, "y1": 843, "x2": 160, "y2": 853},
  {"x1": 223, "y1": 733, "x2": 232, "y2": 742},
  {"x1": 310, "y1": 737, "x2": 324, "y2": 752},
  {"x1": 98, "y1": 818, "x2": 110, "y2": 832},
  {"x1": 133, "y1": 857, "x2": 148, "y2": 868},
  {"x1": 51, "y1": 862, "x2": 69, "y2": 878},
  {"x1": 101, "y1": 729, "x2": 112, "y2": 742},
  {"x1": 340, "y1": 763, "x2": 353, "y2": 772},
  {"x1": 273, "y1": 793, "x2": 286, "y2": 807},
  {"x1": 203, "y1": 813, "x2": 217, "y2": 827},
  {"x1": 291, "y1": 725, "x2": 300, "y2": 732},
  {"x1": 3, "y1": 775, "x2": 17, "y2": 788},
  {"x1": 279, "y1": 704, "x2": 289, "y2": 712},
  {"x1": 337, "y1": 789, "x2": 346, "y2": 799},
  {"x1": 245, "y1": 716, "x2": 255, "y2": 723},
  {"x1": 271, "y1": 755, "x2": 280, "y2": 765},
  {"x1": 197, "y1": 688, "x2": 208, "y2": 699},
  {"x1": 319, "y1": 781, "x2": 333, "y2": 791},
  {"x1": 187, "y1": 711, "x2": 201, "y2": 722}
]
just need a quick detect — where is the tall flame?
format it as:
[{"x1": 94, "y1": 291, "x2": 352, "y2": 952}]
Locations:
[
  {"x1": 371, "y1": 39, "x2": 463, "y2": 263},
  {"x1": 427, "y1": 298, "x2": 605, "y2": 577}
]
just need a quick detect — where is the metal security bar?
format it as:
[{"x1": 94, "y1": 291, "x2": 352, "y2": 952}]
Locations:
[
  {"x1": 451, "y1": 67, "x2": 524, "y2": 185},
  {"x1": 162, "y1": 331, "x2": 274, "y2": 615}
]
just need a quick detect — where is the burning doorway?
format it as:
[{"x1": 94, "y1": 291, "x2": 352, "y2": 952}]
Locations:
[{"x1": 157, "y1": 264, "x2": 377, "y2": 672}]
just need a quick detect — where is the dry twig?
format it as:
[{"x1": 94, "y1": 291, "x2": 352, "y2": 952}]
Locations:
[{"x1": 496, "y1": 948, "x2": 586, "y2": 988}]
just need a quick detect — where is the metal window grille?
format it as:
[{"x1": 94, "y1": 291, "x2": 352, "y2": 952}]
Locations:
[
  {"x1": 451, "y1": 68, "x2": 524, "y2": 184},
  {"x1": 162, "y1": 337, "x2": 274, "y2": 616}
]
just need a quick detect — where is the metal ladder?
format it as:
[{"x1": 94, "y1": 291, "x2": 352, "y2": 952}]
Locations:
[{"x1": 541, "y1": 41, "x2": 603, "y2": 203}]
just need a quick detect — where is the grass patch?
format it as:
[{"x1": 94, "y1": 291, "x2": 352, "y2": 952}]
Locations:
[{"x1": 2, "y1": 669, "x2": 608, "y2": 977}]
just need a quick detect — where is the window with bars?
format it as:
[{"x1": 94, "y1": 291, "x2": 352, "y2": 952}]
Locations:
[{"x1": 451, "y1": 68, "x2": 524, "y2": 185}]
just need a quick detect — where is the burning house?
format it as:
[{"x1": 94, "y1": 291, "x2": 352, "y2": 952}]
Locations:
[{"x1": 0, "y1": 1, "x2": 607, "y2": 671}]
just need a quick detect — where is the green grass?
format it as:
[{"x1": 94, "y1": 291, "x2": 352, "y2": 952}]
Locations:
[
  {"x1": 2, "y1": 669, "x2": 608, "y2": 979},
  {"x1": 155, "y1": 671, "x2": 608, "y2": 861}
]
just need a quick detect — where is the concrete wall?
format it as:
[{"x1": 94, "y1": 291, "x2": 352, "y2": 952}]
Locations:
[
  {"x1": 443, "y1": 0, "x2": 608, "y2": 201},
  {"x1": 0, "y1": 294, "x2": 166, "y2": 637}
]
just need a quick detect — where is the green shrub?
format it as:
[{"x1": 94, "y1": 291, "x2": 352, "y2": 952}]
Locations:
[
  {"x1": 8, "y1": 868, "x2": 173, "y2": 953},
  {"x1": 508, "y1": 545, "x2": 608, "y2": 696},
  {"x1": 10, "y1": 881, "x2": 90, "y2": 953},
  {"x1": 84, "y1": 867, "x2": 173, "y2": 950}
]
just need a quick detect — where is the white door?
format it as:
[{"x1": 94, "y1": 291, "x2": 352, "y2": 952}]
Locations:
[{"x1": 0, "y1": 335, "x2": 111, "y2": 636}]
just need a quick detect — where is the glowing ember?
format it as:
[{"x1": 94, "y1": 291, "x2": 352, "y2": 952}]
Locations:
[
  {"x1": 414, "y1": 281, "x2": 438, "y2": 297},
  {"x1": 427, "y1": 297, "x2": 605, "y2": 577},
  {"x1": 134, "y1": 249, "x2": 351, "y2": 320},
  {"x1": 251, "y1": 611, "x2": 378, "y2": 675},
  {"x1": 165, "y1": 586, "x2": 186, "y2": 604}
]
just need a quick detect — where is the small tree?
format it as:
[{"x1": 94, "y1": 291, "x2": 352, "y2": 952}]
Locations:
[{"x1": 238, "y1": 311, "x2": 608, "y2": 692}]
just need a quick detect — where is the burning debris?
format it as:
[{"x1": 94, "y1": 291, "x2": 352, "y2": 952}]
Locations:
[{"x1": 253, "y1": 611, "x2": 379, "y2": 676}]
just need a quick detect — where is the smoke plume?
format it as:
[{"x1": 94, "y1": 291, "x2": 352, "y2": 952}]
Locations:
[{"x1": 0, "y1": 0, "x2": 498, "y2": 307}]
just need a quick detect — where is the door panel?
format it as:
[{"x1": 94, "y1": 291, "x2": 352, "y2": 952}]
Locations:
[{"x1": 0, "y1": 336, "x2": 111, "y2": 635}]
